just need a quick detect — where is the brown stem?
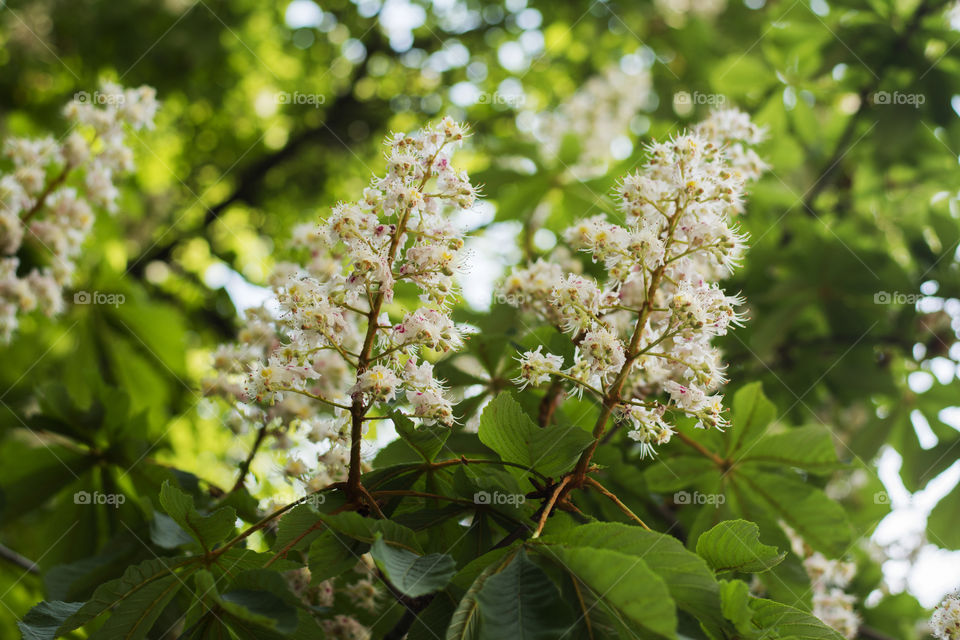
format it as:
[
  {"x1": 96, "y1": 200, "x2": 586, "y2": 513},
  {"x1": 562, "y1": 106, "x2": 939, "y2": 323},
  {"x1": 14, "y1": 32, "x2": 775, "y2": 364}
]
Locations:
[
  {"x1": 216, "y1": 482, "x2": 342, "y2": 555},
  {"x1": 570, "y1": 205, "x2": 684, "y2": 486},
  {"x1": 532, "y1": 476, "x2": 571, "y2": 538},
  {"x1": 425, "y1": 456, "x2": 549, "y2": 481},
  {"x1": 0, "y1": 542, "x2": 38, "y2": 575},
  {"x1": 675, "y1": 431, "x2": 726, "y2": 468},
  {"x1": 21, "y1": 165, "x2": 71, "y2": 224},
  {"x1": 264, "y1": 520, "x2": 325, "y2": 568},
  {"x1": 357, "y1": 484, "x2": 387, "y2": 519},
  {"x1": 538, "y1": 378, "x2": 565, "y2": 427},
  {"x1": 347, "y1": 145, "x2": 447, "y2": 502},
  {"x1": 231, "y1": 424, "x2": 268, "y2": 492},
  {"x1": 585, "y1": 477, "x2": 650, "y2": 530},
  {"x1": 371, "y1": 489, "x2": 476, "y2": 506}
]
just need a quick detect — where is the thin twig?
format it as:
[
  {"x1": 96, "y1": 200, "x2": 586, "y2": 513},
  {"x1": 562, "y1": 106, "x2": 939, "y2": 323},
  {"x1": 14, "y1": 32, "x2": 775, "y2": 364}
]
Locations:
[
  {"x1": 0, "y1": 543, "x2": 38, "y2": 574},
  {"x1": 585, "y1": 477, "x2": 650, "y2": 531},
  {"x1": 532, "y1": 476, "x2": 571, "y2": 538},
  {"x1": 675, "y1": 431, "x2": 726, "y2": 468},
  {"x1": 231, "y1": 424, "x2": 269, "y2": 492}
]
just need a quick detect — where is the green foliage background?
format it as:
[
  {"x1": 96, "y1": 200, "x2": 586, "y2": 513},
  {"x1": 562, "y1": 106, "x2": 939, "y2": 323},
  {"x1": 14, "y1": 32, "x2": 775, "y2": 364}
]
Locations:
[{"x1": 3, "y1": 0, "x2": 960, "y2": 638}]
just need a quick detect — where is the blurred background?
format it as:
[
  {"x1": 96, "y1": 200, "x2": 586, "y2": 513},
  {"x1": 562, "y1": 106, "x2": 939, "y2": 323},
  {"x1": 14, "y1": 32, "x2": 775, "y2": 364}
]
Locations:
[{"x1": 3, "y1": 0, "x2": 960, "y2": 636}]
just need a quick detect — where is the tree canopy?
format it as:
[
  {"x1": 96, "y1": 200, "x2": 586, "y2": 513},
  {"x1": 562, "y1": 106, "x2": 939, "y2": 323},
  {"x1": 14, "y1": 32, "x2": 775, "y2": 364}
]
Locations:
[{"x1": 3, "y1": 0, "x2": 960, "y2": 639}]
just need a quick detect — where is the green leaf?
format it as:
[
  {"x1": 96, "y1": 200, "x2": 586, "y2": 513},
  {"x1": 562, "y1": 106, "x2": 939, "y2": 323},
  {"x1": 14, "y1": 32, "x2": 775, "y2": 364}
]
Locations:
[
  {"x1": 210, "y1": 548, "x2": 298, "y2": 574},
  {"x1": 539, "y1": 545, "x2": 678, "y2": 638},
  {"x1": 644, "y1": 456, "x2": 717, "y2": 492},
  {"x1": 149, "y1": 512, "x2": 194, "y2": 549},
  {"x1": 749, "y1": 598, "x2": 846, "y2": 639},
  {"x1": 446, "y1": 557, "x2": 505, "y2": 640},
  {"x1": 271, "y1": 503, "x2": 323, "y2": 555},
  {"x1": 371, "y1": 534, "x2": 457, "y2": 598},
  {"x1": 408, "y1": 594, "x2": 458, "y2": 640},
  {"x1": 58, "y1": 558, "x2": 183, "y2": 637},
  {"x1": 738, "y1": 426, "x2": 842, "y2": 473},
  {"x1": 60, "y1": 557, "x2": 187, "y2": 640},
  {"x1": 737, "y1": 471, "x2": 851, "y2": 557},
  {"x1": 0, "y1": 444, "x2": 95, "y2": 522},
  {"x1": 307, "y1": 529, "x2": 367, "y2": 583},
  {"x1": 194, "y1": 570, "x2": 299, "y2": 634},
  {"x1": 718, "y1": 579, "x2": 757, "y2": 636},
  {"x1": 928, "y1": 482, "x2": 960, "y2": 549},
  {"x1": 18, "y1": 601, "x2": 83, "y2": 640},
  {"x1": 319, "y1": 511, "x2": 422, "y2": 552},
  {"x1": 475, "y1": 549, "x2": 574, "y2": 640},
  {"x1": 545, "y1": 522, "x2": 723, "y2": 626},
  {"x1": 478, "y1": 393, "x2": 593, "y2": 478},
  {"x1": 159, "y1": 481, "x2": 236, "y2": 550},
  {"x1": 392, "y1": 411, "x2": 450, "y2": 462},
  {"x1": 727, "y1": 382, "x2": 777, "y2": 454},
  {"x1": 696, "y1": 520, "x2": 785, "y2": 574}
]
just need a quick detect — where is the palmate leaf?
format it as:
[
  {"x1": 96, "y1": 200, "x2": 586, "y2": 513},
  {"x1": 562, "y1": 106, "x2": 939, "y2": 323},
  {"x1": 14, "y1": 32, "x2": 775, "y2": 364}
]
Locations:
[
  {"x1": 371, "y1": 534, "x2": 457, "y2": 598},
  {"x1": 652, "y1": 384, "x2": 851, "y2": 560},
  {"x1": 477, "y1": 392, "x2": 592, "y2": 478},
  {"x1": 695, "y1": 520, "x2": 785, "y2": 574}
]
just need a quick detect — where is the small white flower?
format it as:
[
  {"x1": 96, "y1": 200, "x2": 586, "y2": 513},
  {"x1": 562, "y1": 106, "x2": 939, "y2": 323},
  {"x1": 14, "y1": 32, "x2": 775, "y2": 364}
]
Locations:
[{"x1": 514, "y1": 346, "x2": 564, "y2": 390}]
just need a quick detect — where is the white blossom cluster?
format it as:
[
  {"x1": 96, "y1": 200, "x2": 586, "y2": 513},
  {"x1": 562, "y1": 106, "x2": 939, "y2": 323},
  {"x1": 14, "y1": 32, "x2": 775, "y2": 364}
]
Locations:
[
  {"x1": 782, "y1": 525, "x2": 860, "y2": 638},
  {"x1": 0, "y1": 82, "x2": 157, "y2": 340},
  {"x1": 807, "y1": 554, "x2": 860, "y2": 638},
  {"x1": 933, "y1": 594, "x2": 960, "y2": 640},
  {"x1": 503, "y1": 109, "x2": 766, "y2": 457},
  {"x1": 285, "y1": 559, "x2": 381, "y2": 639},
  {"x1": 207, "y1": 118, "x2": 477, "y2": 487},
  {"x1": 529, "y1": 66, "x2": 652, "y2": 177}
]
